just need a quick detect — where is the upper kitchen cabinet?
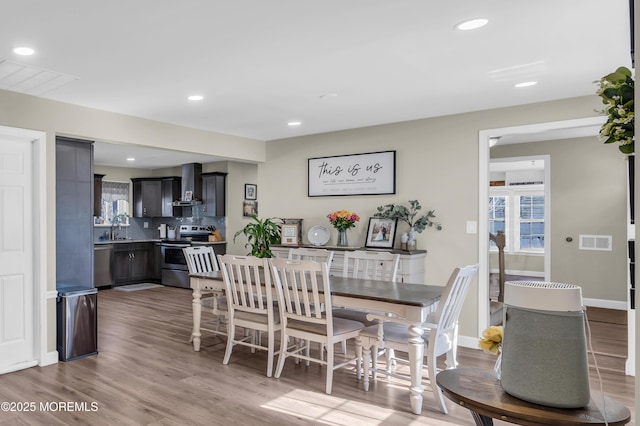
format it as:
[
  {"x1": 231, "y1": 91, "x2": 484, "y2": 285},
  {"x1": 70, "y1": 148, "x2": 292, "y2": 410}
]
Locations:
[
  {"x1": 131, "y1": 178, "x2": 162, "y2": 218},
  {"x1": 56, "y1": 136, "x2": 94, "y2": 290},
  {"x1": 161, "y1": 177, "x2": 181, "y2": 217},
  {"x1": 201, "y1": 172, "x2": 227, "y2": 217}
]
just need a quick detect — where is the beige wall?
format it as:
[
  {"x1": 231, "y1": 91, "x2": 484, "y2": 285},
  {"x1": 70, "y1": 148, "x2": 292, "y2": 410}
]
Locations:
[
  {"x1": 491, "y1": 136, "x2": 628, "y2": 301},
  {"x1": 258, "y1": 96, "x2": 607, "y2": 338}
]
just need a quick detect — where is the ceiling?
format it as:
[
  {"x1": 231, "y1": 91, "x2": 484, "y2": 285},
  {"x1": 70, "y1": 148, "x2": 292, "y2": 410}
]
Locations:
[{"x1": 1, "y1": 1, "x2": 632, "y2": 168}]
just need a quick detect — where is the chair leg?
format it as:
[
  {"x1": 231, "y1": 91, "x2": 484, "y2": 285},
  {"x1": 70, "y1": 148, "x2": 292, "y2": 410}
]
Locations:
[
  {"x1": 341, "y1": 340, "x2": 347, "y2": 354},
  {"x1": 305, "y1": 340, "x2": 311, "y2": 366},
  {"x1": 222, "y1": 322, "x2": 236, "y2": 365},
  {"x1": 274, "y1": 332, "x2": 288, "y2": 379},
  {"x1": 266, "y1": 328, "x2": 275, "y2": 378},
  {"x1": 355, "y1": 336, "x2": 362, "y2": 380},
  {"x1": 325, "y1": 345, "x2": 334, "y2": 394},
  {"x1": 428, "y1": 349, "x2": 448, "y2": 414}
]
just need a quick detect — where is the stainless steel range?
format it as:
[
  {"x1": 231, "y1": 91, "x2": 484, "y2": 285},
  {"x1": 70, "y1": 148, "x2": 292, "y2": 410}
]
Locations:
[{"x1": 161, "y1": 225, "x2": 217, "y2": 288}]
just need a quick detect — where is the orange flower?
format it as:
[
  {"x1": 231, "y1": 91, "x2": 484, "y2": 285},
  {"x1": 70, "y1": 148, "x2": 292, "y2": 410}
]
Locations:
[{"x1": 327, "y1": 210, "x2": 360, "y2": 232}]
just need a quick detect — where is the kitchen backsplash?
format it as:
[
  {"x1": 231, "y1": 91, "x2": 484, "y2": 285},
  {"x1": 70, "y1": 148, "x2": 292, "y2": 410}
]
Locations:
[{"x1": 93, "y1": 216, "x2": 227, "y2": 242}]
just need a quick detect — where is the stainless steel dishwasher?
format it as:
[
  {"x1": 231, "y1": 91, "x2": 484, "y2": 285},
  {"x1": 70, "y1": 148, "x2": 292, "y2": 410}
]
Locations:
[{"x1": 94, "y1": 244, "x2": 114, "y2": 288}]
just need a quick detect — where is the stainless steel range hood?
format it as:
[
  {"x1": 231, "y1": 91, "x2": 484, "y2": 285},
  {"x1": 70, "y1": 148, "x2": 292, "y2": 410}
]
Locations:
[{"x1": 172, "y1": 163, "x2": 203, "y2": 206}]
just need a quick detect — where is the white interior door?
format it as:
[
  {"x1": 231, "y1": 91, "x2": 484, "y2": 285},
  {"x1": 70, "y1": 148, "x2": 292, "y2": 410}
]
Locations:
[{"x1": 0, "y1": 133, "x2": 34, "y2": 372}]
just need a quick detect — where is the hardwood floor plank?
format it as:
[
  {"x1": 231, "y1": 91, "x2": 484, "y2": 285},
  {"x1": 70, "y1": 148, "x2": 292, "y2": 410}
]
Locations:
[{"x1": 0, "y1": 286, "x2": 634, "y2": 425}]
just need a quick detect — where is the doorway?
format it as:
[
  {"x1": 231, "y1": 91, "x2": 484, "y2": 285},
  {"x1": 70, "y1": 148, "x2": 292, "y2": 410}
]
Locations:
[
  {"x1": 487, "y1": 155, "x2": 550, "y2": 325},
  {"x1": 478, "y1": 116, "x2": 635, "y2": 376}
]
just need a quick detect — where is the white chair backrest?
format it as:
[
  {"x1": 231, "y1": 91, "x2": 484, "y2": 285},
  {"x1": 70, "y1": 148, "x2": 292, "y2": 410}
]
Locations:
[
  {"x1": 217, "y1": 254, "x2": 273, "y2": 317},
  {"x1": 343, "y1": 250, "x2": 400, "y2": 282},
  {"x1": 183, "y1": 246, "x2": 219, "y2": 273},
  {"x1": 288, "y1": 247, "x2": 335, "y2": 265},
  {"x1": 269, "y1": 258, "x2": 333, "y2": 331},
  {"x1": 431, "y1": 264, "x2": 479, "y2": 334}
]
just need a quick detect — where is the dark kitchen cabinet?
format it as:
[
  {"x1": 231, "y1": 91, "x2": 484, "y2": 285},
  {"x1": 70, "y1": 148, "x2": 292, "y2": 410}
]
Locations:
[
  {"x1": 201, "y1": 172, "x2": 227, "y2": 217},
  {"x1": 132, "y1": 178, "x2": 162, "y2": 218},
  {"x1": 114, "y1": 242, "x2": 153, "y2": 285},
  {"x1": 56, "y1": 137, "x2": 94, "y2": 290},
  {"x1": 152, "y1": 243, "x2": 162, "y2": 280},
  {"x1": 94, "y1": 174, "x2": 104, "y2": 218},
  {"x1": 161, "y1": 177, "x2": 181, "y2": 217}
]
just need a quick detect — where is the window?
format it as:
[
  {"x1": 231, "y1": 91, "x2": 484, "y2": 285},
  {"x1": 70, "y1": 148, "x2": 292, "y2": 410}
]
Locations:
[
  {"x1": 100, "y1": 181, "x2": 130, "y2": 225},
  {"x1": 489, "y1": 196, "x2": 507, "y2": 249},
  {"x1": 518, "y1": 195, "x2": 544, "y2": 250},
  {"x1": 489, "y1": 186, "x2": 544, "y2": 253}
]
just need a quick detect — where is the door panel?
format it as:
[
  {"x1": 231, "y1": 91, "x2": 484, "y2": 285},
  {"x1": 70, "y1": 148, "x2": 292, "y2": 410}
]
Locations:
[{"x1": 0, "y1": 135, "x2": 34, "y2": 371}]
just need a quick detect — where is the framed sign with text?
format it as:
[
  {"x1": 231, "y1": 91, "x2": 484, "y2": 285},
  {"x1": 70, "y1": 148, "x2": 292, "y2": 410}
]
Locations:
[{"x1": 307, "y1": 150, "x2": 396, "y2": 197}]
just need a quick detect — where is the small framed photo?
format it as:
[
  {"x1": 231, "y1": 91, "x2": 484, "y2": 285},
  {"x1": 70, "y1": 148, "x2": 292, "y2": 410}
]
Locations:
[
  {"x1": 365, "y1": 217, "x2": 398, "y2": 249},
  {"x1": 280, "y1": 224, "x2": 299, "y2": 246},
  {"x1": 245, "y1": 183, "x2": 257, "y2": 200},
  {"x1": 243, "y1": 200, "x2": 258, "y2": 217},
  {"x1": 184, "y1": 191, "x2": 193, "y2": 202}
]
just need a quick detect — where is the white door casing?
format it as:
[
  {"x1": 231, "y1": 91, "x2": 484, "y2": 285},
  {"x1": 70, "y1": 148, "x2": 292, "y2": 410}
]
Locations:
[{"x1": 0, "y1": 133, "x2": 34, "y2": 371}]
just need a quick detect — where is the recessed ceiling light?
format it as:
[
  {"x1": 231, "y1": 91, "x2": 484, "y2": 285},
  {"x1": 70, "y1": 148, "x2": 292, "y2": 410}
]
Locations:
[
  {"x1": 187, "y1": 95, "x2": 204, "y2": 101},
  {"x1": 320, "y1": 93, "x2": 338, "y2": 99},
  {"x1": 455, "y1": 18, "x2": 488, "y2": 31},
  {"x1": 126, "y1": 157, "x2": 135, "y2": 162},
  {"x1": 514, "y1": 81, "x2": 538, "y2": 88},
  {"x1": 288, "y1": 121, "x2": 302, "y2": 127},
  {"x1": 13, "y1": 46, "x2": 35, "y2": 56}
]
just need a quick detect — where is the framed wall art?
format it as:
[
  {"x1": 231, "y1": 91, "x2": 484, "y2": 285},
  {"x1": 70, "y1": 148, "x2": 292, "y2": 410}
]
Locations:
[
  {"x1": 308, "y1": 150, "x2": 396, "y2": 197},
  {"x1": 243, "y1": 200, "x2": 258, "y2": 217},
  {"x1": 245, "y1": 183, "x2": 257, "y2": 200},
  {"x1": 364, "y1": 217, "x2": 398, "y2": 249}
]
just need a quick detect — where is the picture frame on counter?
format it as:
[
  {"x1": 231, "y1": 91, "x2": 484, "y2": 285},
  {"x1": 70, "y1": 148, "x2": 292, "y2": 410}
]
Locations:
[
  {"x1": 184, "y1": 190, "x2": 193, "y2": 202},
  {"x1": 280, "y1": 224, "x2": 299, "y2": 246},
  {"x1": 365, "y1": 217, "x2": 398, "y2": 249},
  {"x1": 245, "y1": 183, "x2": 257, "y2": 200},
  {"x1": 283, "y1": 218, "x2": 303, "y2": 246},
  {"x1": 307, "y1": 150, "x2": 396, "y2": 197}
]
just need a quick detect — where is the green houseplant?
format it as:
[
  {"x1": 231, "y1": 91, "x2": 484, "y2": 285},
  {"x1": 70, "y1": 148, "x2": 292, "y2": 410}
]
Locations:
[
  {"x1": 374, "y1": 200, "x2": 442, "y2": 233},
  {"x1": 595, "y1": 66, "x2": 634, "y2": 154},
  {"x1": 233, "y1": 216, "x2": 283, "y2": 258}
]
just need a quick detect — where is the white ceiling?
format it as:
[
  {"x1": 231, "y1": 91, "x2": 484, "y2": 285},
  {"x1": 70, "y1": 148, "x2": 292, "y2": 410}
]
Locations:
[{"x1": 1, "y1": 1, "x2": 632, "y2": 168}]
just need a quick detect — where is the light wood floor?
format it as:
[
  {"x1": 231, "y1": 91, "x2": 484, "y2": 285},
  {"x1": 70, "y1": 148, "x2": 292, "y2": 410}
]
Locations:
[{"x1": 0, "y1": 286, "x2": 635, "y2": 425}]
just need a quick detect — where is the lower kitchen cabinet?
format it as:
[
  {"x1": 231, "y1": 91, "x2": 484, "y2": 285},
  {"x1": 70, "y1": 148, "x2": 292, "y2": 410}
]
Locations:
[{"x1": 113, "y1": 242, "x2": 154, "y2": 285}]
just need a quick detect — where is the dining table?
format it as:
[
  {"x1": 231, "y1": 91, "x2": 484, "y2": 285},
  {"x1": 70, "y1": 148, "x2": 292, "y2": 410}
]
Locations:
[{"x1": 189, "y1": 270, "x2": 443, "y2": 415}]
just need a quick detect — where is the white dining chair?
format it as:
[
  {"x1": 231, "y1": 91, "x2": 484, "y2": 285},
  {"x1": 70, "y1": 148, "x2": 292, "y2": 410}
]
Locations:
[
  {"x1": 217, "y1": 254, "x2": 281, "y2": 377},
  {"x1": 183, "y1": 246, "x2": 227, "y2": 340},
  {"x1": 359, "y1": 263, "x2": 479, "y2": 414},
  {"x1": 288, "y1": 247, "x2": 335, "y2": 265},
  {"x1": 269, "y1": 258, "x2": 365, "y2": 394},
  {"x1": 333, "y1": 250, "x2": 400, "y2": 354}
]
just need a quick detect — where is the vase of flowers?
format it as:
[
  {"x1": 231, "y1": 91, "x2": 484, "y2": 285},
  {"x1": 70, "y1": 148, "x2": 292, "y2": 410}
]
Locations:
[
  {"x1": 595, "y1": 66, "x2": 634, "y2": 154},
  {"x1": 479, "y1": 325, "x2": 503, "y2": 380},
  {"x1": 327, "y1": 210, "x2": 360, "y2": 247}
]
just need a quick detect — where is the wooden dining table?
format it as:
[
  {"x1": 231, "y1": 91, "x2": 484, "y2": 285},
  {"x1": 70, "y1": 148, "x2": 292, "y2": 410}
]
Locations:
[{"x1": 189, "y1": 270, "x2": 442, "y2": 415}]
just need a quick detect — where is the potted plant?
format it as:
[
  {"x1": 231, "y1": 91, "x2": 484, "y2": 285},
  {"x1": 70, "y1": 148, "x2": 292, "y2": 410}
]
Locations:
[
  {"x1": 374, "y1": 200, "x2": 441, "y2": 249},
  {"x1": 595, "y1": 66, "x2": 634, "y2": 154},
  {"x1": 233, "y1": 216, "x2": 283, "y2": 258}
]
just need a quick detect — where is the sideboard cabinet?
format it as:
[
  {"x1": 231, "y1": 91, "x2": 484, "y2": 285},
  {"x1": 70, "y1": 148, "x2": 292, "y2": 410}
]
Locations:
[{"x1": 271, "y1": 245, "x2": 427, "y2": 284}]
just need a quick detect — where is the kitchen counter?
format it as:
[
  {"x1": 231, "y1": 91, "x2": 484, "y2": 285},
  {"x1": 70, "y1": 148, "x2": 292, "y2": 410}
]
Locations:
[{"x1": 94, "y1": 239, "x2": 227, "y2": 245}]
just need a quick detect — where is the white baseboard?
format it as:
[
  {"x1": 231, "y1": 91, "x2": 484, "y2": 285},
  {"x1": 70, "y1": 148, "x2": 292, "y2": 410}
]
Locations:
[
  {"x1": 582, "y1": 298, "x2": 628, "y2": 310},
  {"x1": 39, "y1": 351, "x2": 59, "y2": 367},
  {"x1": 458, "y1": 335, "x2": 480, "y2": 350},
  {"x1": 0, "y1": 360, "x2": 38, "y2": 375},
  {"x1": 488, "y1": 269, "x2": 545, "y2": 278}
]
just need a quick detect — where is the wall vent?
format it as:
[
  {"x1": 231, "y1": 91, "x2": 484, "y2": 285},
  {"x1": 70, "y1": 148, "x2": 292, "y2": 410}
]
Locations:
[{"x1": 579, "y1": 235, "x2": 612, "y2": 251}]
